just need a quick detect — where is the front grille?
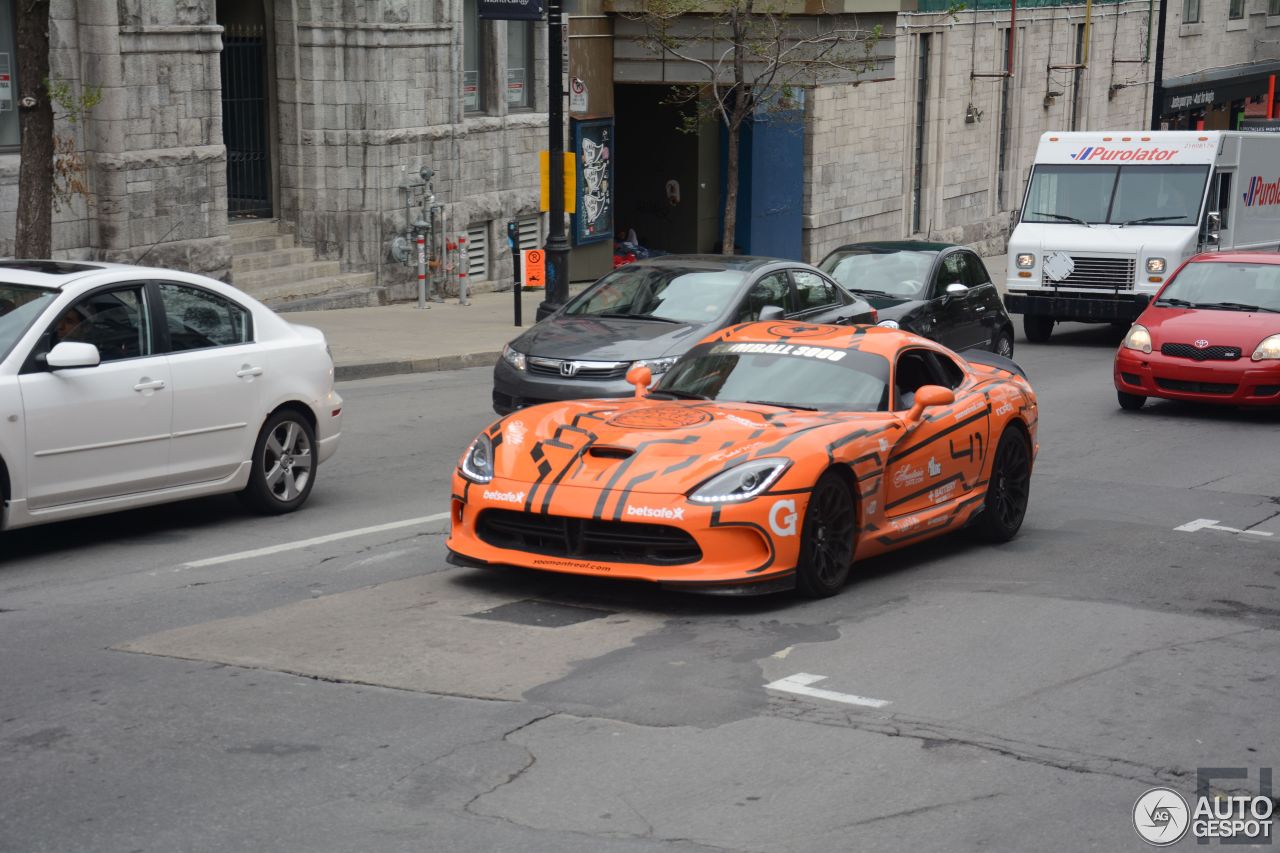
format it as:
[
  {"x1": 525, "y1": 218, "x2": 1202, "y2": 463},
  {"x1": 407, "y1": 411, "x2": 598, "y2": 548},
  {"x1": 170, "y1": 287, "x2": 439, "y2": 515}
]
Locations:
[
  {"x1": 476, "y1": 509, "x2": 702, "y2": 566},
  {"x1": 1160, "y1": 343, "x2": 1242, "y2": 361},
  {"x1": 1252, "y1": 385, "x2": 1280, "y2": 397},
  {"x1": 1155, "y1": 378, "x2": 1238, "y2": 395},
  {"x1": 527, "y1": 356, "x2": 630, "y2": 380},
  {"x1": 1044, "y1": 256, "x2": 1136, "y2": 290}
]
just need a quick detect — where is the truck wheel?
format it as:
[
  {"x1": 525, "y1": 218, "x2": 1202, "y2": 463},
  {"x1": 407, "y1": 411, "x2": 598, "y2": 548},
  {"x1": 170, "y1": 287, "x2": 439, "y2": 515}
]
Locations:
[
  {"x1": 1117, "y1": 390, "x2": 1146, "y2": 411},
  {"x1": 1024, "y1": 316, "x2": 1054, "y2": 343}
]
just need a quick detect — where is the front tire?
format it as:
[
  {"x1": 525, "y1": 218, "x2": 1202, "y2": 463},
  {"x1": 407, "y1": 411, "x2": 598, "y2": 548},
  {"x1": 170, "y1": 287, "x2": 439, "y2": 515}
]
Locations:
[
  {"x1": 240, "y1": 409, "x2": 318, "y2": 515},
  {"x1": 971, "y1": 427, "x2": 1031, "y2": 542},
  {"x1": 1023, "y1": 315, "x2": 1054, "y2": 343},
  {"x1": 795, "y1": 471, "x2": 857, "y2": 598},
  {"x1": 1117, "y1": 390, "x2": 1146, "y2": 411}
]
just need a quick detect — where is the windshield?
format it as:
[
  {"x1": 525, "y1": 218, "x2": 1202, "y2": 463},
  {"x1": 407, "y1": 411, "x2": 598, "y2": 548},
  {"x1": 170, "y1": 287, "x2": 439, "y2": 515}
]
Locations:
[
  {"x1": 819, "y1": 250, "x2": 937, "y2": 299},
  {"x1": 1156, "y1": 262, "x2": 1280, "y2": 312},
  {"x1": 564, "y1": 266, "x2": 745, "y2": 324},
  {"x1": 1023, "y1": 164, "x2": 1209, "y2": 225},
  {"x1": 0, "y1": 284, "x2": 59, "y2": 363},
  {"x1": 654, "y1": 341, "x2": 891, "y2": 411}
]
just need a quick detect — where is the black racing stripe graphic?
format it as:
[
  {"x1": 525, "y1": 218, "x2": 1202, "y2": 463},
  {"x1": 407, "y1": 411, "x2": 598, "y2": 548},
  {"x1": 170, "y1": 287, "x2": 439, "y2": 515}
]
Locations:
[
  {"x1": 884, "y1": 472, "x2": 966, "y2": 511},
  {"x1": 948, "y1": 430, "x2": 985, "y2": 464},
  {"x1": 593, "y1": 434, "x2": 700, "y2": 520},
  {"x1": 524, "y1": 424, "x2": 596, "y2": 512},
  {"x1": 888, "y1": 407, "x2": 989, "y2": 462},
  {"x1": 875, "y1": 493, "x2": 985, "y2": 546},
  {"x1": 611, "y1": 469, "x2": 660, "y2": 521},
  {"x1": 538, "y1": 426, "x2": 600, "y2": 514},
  {"x1": 752, "y1": 422, "x2": 834, "y2": 458},
  {"x1": 858, "y1": 475, "x2": 881, "y2": 498},
  {"x1": 708, "y1": 507, "x2": 777, "y2": 575},
  {"x1": 765, "y1": 487, "x2": 814, "y2": 496},
  {"x1": 662, "y1": 455, "x2": 699, "y2": 476}
]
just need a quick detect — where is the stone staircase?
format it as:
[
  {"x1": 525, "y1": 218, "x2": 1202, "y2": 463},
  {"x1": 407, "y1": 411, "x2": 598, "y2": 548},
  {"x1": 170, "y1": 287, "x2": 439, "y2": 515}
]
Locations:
[{"x1": 228, "y1": 220, "x2": 383, "y2": 312}]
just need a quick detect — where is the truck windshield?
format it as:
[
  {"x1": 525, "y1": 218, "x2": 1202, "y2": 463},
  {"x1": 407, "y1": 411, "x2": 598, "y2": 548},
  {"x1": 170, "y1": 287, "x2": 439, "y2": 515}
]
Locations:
[{"x1": 1023, "y1": 164, "x2": 1209, "y2": 226}]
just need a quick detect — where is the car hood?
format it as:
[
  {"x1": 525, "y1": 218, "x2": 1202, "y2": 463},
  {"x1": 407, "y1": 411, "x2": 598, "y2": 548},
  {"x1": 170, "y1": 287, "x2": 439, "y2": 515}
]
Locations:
[
  {"x1": 1141, "y1": 306, "x2": 1280, "y2": 348},
  {"x1": 511, "y1": 315, "x2": 708, "y2": 361},
  {"x1": 489, "y1": 398, "x2": 894, "y2": 494},
  {"x1": 861, "y1": 294, "x2": 925, "y2": 319}
]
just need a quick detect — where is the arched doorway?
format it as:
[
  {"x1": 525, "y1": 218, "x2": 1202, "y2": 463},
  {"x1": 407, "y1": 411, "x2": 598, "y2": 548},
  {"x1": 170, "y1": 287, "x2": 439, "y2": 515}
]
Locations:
[{"x1": 217, "y1": 0, "x2": 275, "y2": 219}]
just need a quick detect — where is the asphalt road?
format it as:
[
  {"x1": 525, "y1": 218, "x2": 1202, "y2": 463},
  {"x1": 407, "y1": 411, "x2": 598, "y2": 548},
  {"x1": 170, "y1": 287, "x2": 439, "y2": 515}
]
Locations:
[{"x1": 2, "y1": 323, "x2": 1278, "y2": 853}]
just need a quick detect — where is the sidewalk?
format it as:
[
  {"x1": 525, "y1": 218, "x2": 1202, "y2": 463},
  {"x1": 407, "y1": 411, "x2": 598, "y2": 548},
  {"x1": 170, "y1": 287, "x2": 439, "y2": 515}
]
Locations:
[{"x1": 299, "y1": 254, "x2": 1009, "y2": 382}]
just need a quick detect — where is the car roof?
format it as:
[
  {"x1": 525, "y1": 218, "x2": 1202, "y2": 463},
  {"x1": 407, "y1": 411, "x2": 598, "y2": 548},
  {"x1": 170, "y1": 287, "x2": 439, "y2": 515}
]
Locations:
[
  {"x1": 630, "y1": 254, "x2": 802, "y2": 273},
  {"x1": 825, "y1": 240, "x2": 956, "y2": 254},
  {"x1": 0, "y1": 260, "x2": 213, "y2": 290}
]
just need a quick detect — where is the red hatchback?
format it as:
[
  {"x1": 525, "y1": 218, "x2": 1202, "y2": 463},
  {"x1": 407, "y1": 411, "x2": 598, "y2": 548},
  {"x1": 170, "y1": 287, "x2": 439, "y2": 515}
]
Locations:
[{"x1": 1114, "y1": 253, "x2": 1280, "y2": 410}]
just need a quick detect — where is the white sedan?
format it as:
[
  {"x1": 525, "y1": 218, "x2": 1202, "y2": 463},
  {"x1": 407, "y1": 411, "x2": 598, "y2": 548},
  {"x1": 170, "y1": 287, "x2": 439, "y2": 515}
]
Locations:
[{"x1": 0, "y1": 260, "x2": 343, "y2": 530}]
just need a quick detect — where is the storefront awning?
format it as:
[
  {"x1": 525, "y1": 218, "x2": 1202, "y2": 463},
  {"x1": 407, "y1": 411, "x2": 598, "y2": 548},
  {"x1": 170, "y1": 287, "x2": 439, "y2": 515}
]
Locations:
[{"x1": 1161, "y1": 60, "x2": 1280, "y2": 114}]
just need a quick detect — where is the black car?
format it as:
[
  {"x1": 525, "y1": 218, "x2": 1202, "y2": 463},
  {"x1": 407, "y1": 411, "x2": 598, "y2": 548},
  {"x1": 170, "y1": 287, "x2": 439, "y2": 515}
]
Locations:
[
  {"x1": 817, "y1": 241, "x2": 1015, "y2": 358},
  {"x1": 492, "y1": 255, "x2": 876, "y2": 414}
]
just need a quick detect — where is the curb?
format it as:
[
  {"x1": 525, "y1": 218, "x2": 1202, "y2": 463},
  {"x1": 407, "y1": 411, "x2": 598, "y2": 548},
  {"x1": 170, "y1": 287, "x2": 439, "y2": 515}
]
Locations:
[{"x1": 334, "y1": 350, "x2": 501, "y2": 382}]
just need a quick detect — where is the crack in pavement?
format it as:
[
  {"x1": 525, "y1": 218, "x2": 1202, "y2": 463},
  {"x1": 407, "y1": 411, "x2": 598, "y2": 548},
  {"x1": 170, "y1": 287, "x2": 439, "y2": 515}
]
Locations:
[{"x1": 767, "y1": 695, "x2": 1192, "y2": 788}]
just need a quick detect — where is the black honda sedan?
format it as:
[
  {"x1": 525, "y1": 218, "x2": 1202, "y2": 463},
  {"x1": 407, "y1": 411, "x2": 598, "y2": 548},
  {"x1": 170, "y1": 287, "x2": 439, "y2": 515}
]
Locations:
[
  {"x1": 817, "y1": 241, "x2": 1014, "y2": 358},
  {"x1": 492, "y1": 255, "x2": 876, "y2": 414}
]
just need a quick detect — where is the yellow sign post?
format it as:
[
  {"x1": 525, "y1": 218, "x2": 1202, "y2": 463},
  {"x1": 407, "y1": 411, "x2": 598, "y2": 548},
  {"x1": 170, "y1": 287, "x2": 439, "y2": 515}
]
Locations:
[{"x1": 539, "y1": 152, "x2": 576, "y2": 213}]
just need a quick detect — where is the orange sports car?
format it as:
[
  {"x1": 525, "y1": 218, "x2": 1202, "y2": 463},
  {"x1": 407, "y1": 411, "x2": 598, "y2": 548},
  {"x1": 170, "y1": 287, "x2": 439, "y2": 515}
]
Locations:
[{"x1": 446, "y1": 322, "x2": 1038, "y2": 596}]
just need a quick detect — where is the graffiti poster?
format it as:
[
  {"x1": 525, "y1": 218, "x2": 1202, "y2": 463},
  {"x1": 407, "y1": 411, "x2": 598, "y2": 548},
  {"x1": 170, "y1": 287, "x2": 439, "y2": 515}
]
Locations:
[{"x1": 571, "y1": 118, "x2": 613, "y2": 246}]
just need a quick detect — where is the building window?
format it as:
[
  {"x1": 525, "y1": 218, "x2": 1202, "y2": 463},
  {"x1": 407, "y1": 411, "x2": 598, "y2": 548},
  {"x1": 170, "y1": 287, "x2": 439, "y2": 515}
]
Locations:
[
  {"x1": 0, "y1": 0, "x2": 19, "y2": 150},
  {"x1": 507, "y1": 21, "x2": 534, "y2": 110},
  {"x1": 912, "y1": 33, "x2": 931, "y2": 234},
  {"x1": 1070, "y1": 24, "x2": 1085, "y2": 131},
  {"x1": 1270, "y1": 0, "x2": 1280, "y2": 15},
  {"x1": 1229, "y1": 0, "x2": 1245, "y2": 18},
  {"x1": 1182, "y1": 0, "x2": 1200, "y2": 23},
  {"x1": 463, "y1": 0, "x2": 487, "y2": 112}
]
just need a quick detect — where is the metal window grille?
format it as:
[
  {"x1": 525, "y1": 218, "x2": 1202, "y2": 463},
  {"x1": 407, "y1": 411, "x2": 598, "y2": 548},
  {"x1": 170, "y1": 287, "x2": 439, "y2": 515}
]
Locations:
[
  {"x1": 467, "y1": 224, "x2": 489, "y2": 279},
  {"x1": 517, "y1": 216, "x2": 542, "y2": 251}
]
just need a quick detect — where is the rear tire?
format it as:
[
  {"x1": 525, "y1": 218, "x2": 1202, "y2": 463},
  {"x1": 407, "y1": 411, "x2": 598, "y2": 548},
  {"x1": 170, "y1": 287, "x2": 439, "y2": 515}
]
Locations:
[
  {"x1": 239, "y1": 409, "x2": 317, "y2": 515},
  {"x1": 992, "y1": 328, "x2": 1015, "y2": 359},
  {"x1": 795, "y1": 471, "x2": 857, "y2": 598},
  {"x1": 1023, "y1": 316, "x2": 1054, "y2": 343},
  {"x1": 1117, "y1": 390, "x2": 1146, "y2": 411},
  {"x1": 971, "y1": 427, "x2": 1032, "y2": 543}
]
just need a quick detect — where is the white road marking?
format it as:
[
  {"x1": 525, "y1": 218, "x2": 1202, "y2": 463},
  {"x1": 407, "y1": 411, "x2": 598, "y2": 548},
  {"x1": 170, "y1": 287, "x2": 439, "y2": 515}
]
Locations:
[
  {"x1": 1174, "y1": 518, "x2": 1274, "y2": 537},
  {"x1": 183, "y1": 513, "x2": 451, "y2": 568},
  {"x1": 765, "y1": 672, "x2": 891, "y2": 709}
]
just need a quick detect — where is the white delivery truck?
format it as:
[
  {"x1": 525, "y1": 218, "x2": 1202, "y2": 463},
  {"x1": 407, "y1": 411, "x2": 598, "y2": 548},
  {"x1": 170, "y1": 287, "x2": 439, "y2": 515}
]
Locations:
[{"x1": 1004, "y1": 130, "x2": 1280, "y2": 341}]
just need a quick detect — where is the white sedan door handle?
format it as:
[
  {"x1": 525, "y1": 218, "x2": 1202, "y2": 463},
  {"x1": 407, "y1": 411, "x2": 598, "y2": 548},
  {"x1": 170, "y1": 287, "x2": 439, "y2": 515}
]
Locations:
[
  {"x1": 134, "y1": 379, "x2": 166, "y2": 392},
  {"x1": 236, "y1": 365, "x2": 264, "y2": 378}
]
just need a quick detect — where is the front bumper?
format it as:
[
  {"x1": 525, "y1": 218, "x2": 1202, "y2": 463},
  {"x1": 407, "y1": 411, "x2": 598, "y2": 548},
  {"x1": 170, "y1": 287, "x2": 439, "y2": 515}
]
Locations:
[
  {"x1": 1114, "y1": 348, "x2": 1280, "y2": 406},
  {"x1": 1005, "y1": 291, "x2": 1146, "y2": 322},
  {"x1": 446, "y1": 475, "x2": 806, "y2": 590},
  {"x1": 492, "y1": 358, "x2": 639, "y2": 415}
]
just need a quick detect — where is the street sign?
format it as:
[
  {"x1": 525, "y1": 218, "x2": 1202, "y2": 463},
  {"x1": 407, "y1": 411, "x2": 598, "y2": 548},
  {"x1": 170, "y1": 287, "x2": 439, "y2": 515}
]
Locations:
[
  {"x1": 569, "y1": 77, "x2": 588, "y2": 112},
  {"x1": 477, "y1": 0, "x2": 545, "y2": 21},
  {"x1": 522, "y1": 249, "x2": 546, "y2": 289}
]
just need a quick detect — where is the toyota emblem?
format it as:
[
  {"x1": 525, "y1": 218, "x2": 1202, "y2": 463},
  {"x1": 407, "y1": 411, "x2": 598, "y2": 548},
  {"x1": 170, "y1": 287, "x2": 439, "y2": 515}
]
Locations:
[
  {"x1": 1194, "y1": 339, "x2": 1210, "y2": 349},
  {"x1": 560, "y1": 361, "x2": 580, "y2": 377}
]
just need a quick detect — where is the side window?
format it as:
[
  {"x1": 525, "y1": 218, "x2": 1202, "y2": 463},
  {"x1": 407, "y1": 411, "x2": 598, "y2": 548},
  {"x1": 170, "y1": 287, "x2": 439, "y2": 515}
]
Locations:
[
  {"x1": 893, "y1": 349, "x2": 939, "y2": 410},
  {"x1": 49, "y1": 286, "x2": 151, "y2": 363},
  {"x1": 734, "y1": 273, "x2": 792, "y2": 322},
  {"x1": 159, "y1": 283, "x2": 251, "y2": 351},
  {"x1": 938, "y1": 255, "x2": 966, "y2": 293},
  {"x1": 791, "y1": 270, "x2": 840, "y2": 312},
  {"x1": 929, "y1": 352, "x2": 967, "y2": 389},
  {"x1": 960, "y1": 253, "x2": 992, "y2": 288}
]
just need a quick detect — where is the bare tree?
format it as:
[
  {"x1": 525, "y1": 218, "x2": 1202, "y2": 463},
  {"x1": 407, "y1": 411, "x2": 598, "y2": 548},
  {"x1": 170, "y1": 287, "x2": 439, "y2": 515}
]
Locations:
[
  {"x1": 626, "y1": 0, "x2": 883, "y2": 254},
  {"x1": 15, "y1": 0, "x2": 53, "y2": 258}
]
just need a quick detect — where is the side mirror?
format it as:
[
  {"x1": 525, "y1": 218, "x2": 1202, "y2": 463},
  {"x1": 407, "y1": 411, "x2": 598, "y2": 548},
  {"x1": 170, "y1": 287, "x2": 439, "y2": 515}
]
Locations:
[
  {"x1": 905, "y1": 384, "x2": 955, "y2": 423},
  {"x1": 757, "y1": 305, "x2": 785, "y2": 322},
  {"x1": 1206, "y1": 211, "x2": 1221, "y2": 245},
  {"x1": 945, "y1": 282, "x2": 969, "y2": 296},
  {"x1": 46, "y1": 341, "x2": 101, "y2": 369},
  {"x1": 626, "y1": 364, "x2": 652, "y2": 397}
]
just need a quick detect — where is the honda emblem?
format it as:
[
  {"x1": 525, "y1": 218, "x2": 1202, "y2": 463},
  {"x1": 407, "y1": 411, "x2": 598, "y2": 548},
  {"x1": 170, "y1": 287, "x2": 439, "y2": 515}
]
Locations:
[
  {"x1": 560, "y1": 361, "x2": 580, "y2": 377},
  {"x1": 1194, "y1": 339, "x2": 1210, "y2": 349}
]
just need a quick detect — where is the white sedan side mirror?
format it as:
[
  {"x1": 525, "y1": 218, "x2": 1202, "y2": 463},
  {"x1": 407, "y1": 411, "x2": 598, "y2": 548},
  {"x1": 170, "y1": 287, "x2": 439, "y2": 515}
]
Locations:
[{"x1": 46, "y1": 341, "x2": 101, "y2": 369}]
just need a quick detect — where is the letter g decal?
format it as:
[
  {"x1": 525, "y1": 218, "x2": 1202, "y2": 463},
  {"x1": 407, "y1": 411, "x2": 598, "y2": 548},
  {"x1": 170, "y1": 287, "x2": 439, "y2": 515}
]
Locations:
[{"x1": 769, "y1": 499, "x2": 798, "y2": 537}]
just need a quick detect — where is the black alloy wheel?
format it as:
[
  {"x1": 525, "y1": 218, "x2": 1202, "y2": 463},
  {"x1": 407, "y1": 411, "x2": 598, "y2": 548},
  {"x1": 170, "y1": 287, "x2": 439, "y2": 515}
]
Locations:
[
  {"x1": 796, "y1": 471, "x2": 857, "y2": 598},
  {"x1": 971, "y1": 427, "x2": 1031, "y2": 542}
]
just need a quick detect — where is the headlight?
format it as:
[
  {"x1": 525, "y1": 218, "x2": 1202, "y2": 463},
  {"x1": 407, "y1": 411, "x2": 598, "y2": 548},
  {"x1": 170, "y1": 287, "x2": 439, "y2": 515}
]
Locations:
[
  {"x1": 1252, "y1": 334, "x2": 1280, "y2": 361},
  {"x1": 460, "y1": 434, "x2": 495, "y2": 483},
  {"x1": 1146, "y1": 257, "x2": 1167, "y2": 274},
  {"x1": 1122, "y1": 324, "x2": 1153, "y2": 354},
  {"x1": 634, "y1": 356, "x2": 679, "y2": 375},
  {"x1": 1016, "y1": 253, "x2": 1036, "y2": 269},
  {"x1": 502, "y1": 344, "x2": 526, "y2": 371},
  {"x1": 877, "y1": 319, "x2": 900, "y2": 329},
  {"x1": 688, "y1": 458, "x2": 791, "y2": 504}
]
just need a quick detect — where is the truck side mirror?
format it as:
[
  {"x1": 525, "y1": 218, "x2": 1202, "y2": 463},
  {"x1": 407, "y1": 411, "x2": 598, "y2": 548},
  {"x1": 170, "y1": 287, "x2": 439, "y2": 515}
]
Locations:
[{"x1": 1206, "y1": 211, "x2": 1221, "y2": 245}]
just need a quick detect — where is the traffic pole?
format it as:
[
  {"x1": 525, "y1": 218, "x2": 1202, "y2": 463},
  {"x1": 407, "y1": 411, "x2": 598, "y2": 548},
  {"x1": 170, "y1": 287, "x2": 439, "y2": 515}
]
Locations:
[
  {"x1": 416, "y1": 233, "x2": 428, "y2": 309},
  {"x1": 509, "y1": 220, "x2": 523, "y2": 327},
  {"x1": 540, "y1": 0, "x2": 571, "y2": 319},
  {"x1": 457, "y1": 234, "x2": 470, "y2": 306}
]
